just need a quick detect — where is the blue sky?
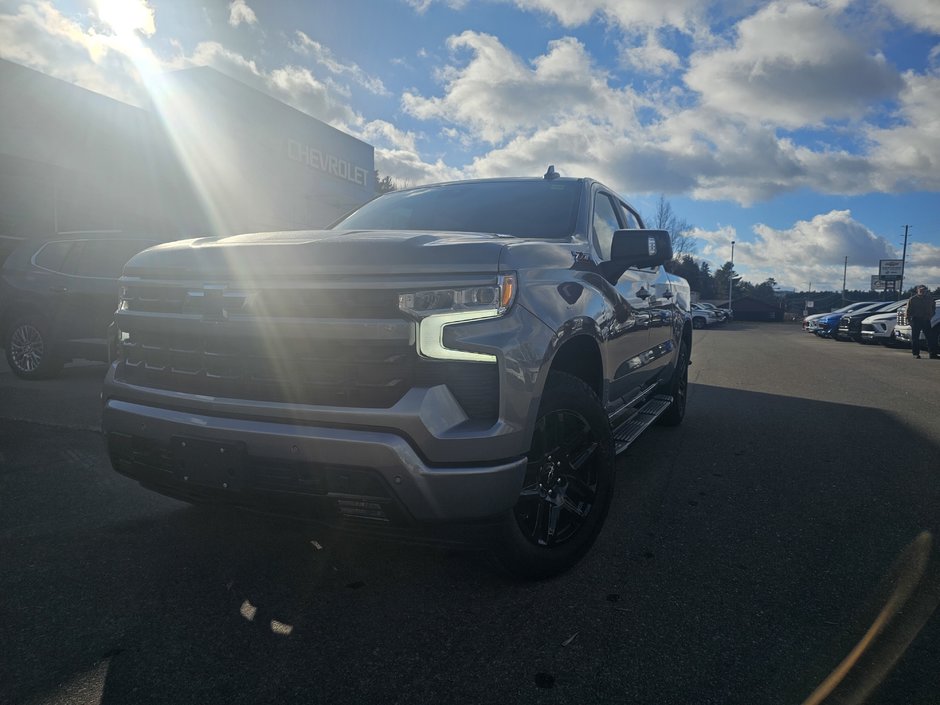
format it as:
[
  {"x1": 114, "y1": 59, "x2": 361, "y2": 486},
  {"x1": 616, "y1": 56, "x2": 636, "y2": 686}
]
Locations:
[{"x1": 1, "y1": 0, "x2": 938, "y2": 291}]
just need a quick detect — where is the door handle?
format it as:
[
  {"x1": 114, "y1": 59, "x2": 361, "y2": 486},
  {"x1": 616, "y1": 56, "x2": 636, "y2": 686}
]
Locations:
[{"x1": 49, "y1": 286, "x2": 69, "y2": 293}]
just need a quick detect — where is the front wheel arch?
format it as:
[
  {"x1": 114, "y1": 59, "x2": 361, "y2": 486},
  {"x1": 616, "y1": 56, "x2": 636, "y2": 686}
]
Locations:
[{"x1": 659, "y1": 340, "x2": 689, "y2": 427}]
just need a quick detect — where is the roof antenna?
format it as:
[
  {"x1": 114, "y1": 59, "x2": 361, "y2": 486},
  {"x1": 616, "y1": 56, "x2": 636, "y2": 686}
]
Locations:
[{"x1": 543, "y1": 165, "x2": 561, "y2": 180}]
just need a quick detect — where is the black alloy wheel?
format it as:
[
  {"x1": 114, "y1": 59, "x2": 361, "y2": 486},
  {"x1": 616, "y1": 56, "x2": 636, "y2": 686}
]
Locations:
[
  {"x1": 496, "y1": 372, "x2": 614, "y2": 580},
  {"x1": 515, "y1": 410, "x2": 600, "y2": 547}
]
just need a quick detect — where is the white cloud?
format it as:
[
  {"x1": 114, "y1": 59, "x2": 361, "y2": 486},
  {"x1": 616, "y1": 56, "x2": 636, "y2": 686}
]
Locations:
[
  {"x1": 228, "y1": 0, "x2": 257, "y2": 27},
  {"x1": 355, "y1": 123, "x2": 462, "y2": 188},
  {"x1": 289, "y1": 31, "x2": 388, "y2": 95},
  {"x1": 905, "y1": 242, "x2": 940, "y2": 289},
  {"x1": 359, "y1": 120, "x2": 418, "y2": 152},
  {"x1": 511, "y1": 0, "x2": 708, "y2": 34},
  {"x1": 750, "y1": 211, "x2": 898, "y2": 267},
  {"x1": 880, "y1": 0, "x2": 940, "y2": 34},
  {"x1": 685, "y1": 1, "x2": 903, "y2": 127},
  {"x1": 374, "y1": 148, "x2": 461, "y2": 186},
  {"x1": 0, "y1": 1, "x2": 152, "y2": 105},
  {"x1": 865, "y1": 70, "x2": 940, "y2": 192},
  {"x1": 620, "y1": 30, "x2": 682, "y2": 75},
  {"x1": 404, "y1": 0, "x2": 468, "y2": 13},
  {"x1": 400, "y1": 30, "x2": 884, "y2": 204},
  {"x1": 695, "y1": 211, "x2": 901, "y2": 290},
  {"x1": 403, "y1": 32, "x2": 647, "y2": 144}
]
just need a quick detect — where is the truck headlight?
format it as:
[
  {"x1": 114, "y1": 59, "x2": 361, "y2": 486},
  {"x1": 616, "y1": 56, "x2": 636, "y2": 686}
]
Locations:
[{"x1": 399, "y1": 274, "x2": 516, "y2": 362}]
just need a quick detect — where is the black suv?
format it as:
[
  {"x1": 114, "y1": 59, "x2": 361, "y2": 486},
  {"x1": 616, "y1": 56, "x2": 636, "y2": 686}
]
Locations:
[{"x1": 1, "y1": 233, "x2": 162, "y2": 379}]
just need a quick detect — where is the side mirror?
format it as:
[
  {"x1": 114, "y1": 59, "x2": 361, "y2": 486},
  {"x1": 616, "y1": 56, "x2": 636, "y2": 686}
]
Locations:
[{"x1": 610, "y1": 229, "x2": 672, "y2": 268}]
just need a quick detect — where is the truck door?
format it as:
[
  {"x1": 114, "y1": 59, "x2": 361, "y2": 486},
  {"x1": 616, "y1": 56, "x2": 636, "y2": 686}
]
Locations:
[
  {"x1": 591, "y1": 190, "x2": 651, "y2": 402},
  {"x1": 618, "y1": 202, "x2": 676, "y2": 381}
]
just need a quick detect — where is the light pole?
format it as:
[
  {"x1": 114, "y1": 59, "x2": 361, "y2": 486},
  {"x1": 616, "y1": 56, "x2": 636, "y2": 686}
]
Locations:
[
  {"x1": 842, "y1": 255, "x2": 848, "y2": 306},
  {"x1": 728, "y1": 240, "x2": 735, "y2": 309}
]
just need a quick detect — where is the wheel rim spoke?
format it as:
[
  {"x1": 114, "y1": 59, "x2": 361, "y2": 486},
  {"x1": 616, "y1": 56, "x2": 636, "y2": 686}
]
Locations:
[
  {"x1": 566, "y1": 440, "x2": 598, "y2": 473},
  {"x1": 11, "y1": 325, "x2": 44, "y2": 372},
  {"x1": 565, "y1": 475, "x2": 595, "y2": 502},
  {"x1": 562, "y1": 494, "x2": 589, "y2": 518},
  {"x1": 542, "y1": 504, "x2": 561, "y2": 545}
]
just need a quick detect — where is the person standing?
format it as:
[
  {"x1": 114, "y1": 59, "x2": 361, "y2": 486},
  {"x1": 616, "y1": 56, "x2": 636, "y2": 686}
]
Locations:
[{"x1": 907, "y1": 284, "x2": 937, "y2": 359}]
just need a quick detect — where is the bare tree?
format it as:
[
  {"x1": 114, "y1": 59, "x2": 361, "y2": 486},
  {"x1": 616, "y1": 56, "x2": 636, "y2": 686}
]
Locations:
[{"x1": 649, "y1": 195, "x2": 696, "y2": 260}]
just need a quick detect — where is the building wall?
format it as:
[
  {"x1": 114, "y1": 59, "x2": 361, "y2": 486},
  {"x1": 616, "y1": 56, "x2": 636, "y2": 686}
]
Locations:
[
  {"x1": 0, "y1": 60, "x2": 375, "y2": 261},
  {"x1": 156, "y1": 67, "x2": 375, "y2": 235}
]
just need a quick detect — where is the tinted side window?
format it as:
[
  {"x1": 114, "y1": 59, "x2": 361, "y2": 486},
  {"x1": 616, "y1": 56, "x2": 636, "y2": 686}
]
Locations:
[
  {"x1": 33, "y1": 241, "x2": 75, "y2": 272},
  {"x1": 619, "y1": 203, "x2": 640, "y2": 229},
  {"x1": 73, "y1": 240, "x2": 152, "y2": 278},
  {"x1": 59, "y1": 241, "x2": 86, "y2": 275},
  {"x1": 592, "y1": 193, "x2": 622, "y2": 261}
]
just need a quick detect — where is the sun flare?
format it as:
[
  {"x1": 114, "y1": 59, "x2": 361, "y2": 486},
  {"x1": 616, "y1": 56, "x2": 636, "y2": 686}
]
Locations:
[{"x1": 94, "y1": 0, "x2": 156, "y2": 39}]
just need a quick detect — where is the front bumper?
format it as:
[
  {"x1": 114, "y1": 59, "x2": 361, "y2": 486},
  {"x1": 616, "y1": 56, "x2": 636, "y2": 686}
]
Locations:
[{"x1": 103, "y1": 398, "x2": 527, "y2": 533}]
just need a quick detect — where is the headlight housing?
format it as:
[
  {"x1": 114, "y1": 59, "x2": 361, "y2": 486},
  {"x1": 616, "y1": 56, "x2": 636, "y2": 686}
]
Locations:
[{"x1": 399, "y1": 274, "x2": 516, "y2": 362}]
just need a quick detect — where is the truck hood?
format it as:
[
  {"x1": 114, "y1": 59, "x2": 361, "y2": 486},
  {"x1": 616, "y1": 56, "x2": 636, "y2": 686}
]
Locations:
[{"x1": 124, "y1": 230, "x2": 512, "y2": 280}]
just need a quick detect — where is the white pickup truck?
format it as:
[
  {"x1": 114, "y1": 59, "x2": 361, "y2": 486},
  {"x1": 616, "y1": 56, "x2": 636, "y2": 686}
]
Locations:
[{"x1": 894, "y1": 304, "x2": 940, "y2": 349}]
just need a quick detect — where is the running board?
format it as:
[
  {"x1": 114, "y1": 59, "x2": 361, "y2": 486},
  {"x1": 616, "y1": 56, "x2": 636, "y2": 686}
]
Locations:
[{"x1": 612, "y1": 394, "x2": 673, "y2": 455}]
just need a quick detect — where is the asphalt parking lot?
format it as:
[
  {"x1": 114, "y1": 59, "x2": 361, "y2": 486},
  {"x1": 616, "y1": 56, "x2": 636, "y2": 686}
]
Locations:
[{"x1": 2, "y1": 322, "x2": 940, "y2": 705}]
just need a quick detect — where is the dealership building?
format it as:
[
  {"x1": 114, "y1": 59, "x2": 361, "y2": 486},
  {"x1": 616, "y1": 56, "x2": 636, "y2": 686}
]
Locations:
[{"x1": 0, "y1": 59, "x2": 376, "y2": 255}]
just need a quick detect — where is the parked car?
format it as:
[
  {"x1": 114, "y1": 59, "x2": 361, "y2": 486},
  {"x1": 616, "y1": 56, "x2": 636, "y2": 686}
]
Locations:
[
  {"x1": 695, "y1": 302, "x2": 732, "y2": 321},
  {"x1": 836, "y1": 300, "x2": 906, "y2": 342},
  {"x1": 895, "y1": 302, "x2": 940, "y2": 350},
  {"x1": 803, "y1": 302, "x2": 871, "y2": 332},
  {"x1": 860, "y1": 309, "x2": 903, "y2": 345},
  {"x1": 0, "y1": 232, "x2": 163, "y2": 379},
  {"x1": 810, "y1": 302, "x2": 880, "y2": 338},
  {"x1": 690, "y1": 303, "x2": 721, "y2": 329}
]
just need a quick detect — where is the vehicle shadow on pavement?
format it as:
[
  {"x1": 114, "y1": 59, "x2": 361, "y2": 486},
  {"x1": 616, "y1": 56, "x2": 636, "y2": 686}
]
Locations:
[{"x1": 3, "y1": 383, "x2": 940, "y2": 705}]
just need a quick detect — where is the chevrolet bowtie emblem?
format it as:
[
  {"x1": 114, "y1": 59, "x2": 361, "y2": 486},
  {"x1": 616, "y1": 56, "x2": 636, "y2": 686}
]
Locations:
[
  {"x1": 185, "y1": 285, "x2": 228, "y2": 321},
  {"x1": 202, "y1": 286, "x2": 226, "y2": 321}
]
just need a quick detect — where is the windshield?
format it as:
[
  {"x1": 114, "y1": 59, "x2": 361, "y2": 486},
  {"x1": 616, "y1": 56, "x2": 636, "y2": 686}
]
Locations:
[{"x1": 331, "y1": 180, "x2": 581, "y2": 238}]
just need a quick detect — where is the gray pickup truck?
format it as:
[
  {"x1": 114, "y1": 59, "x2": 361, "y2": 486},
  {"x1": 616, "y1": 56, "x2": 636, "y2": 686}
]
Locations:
[{"x1": 103, "y1": 168, "x2": 692, "y2": 578}]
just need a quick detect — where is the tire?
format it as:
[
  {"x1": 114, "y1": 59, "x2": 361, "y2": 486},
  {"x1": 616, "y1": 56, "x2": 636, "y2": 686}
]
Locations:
[
  {"x1": 659, "y1": 341, "x2": 689, "y2": 427},
  {"x1": 692, "y1": 316, "x2": 705, "y2": 330},
  {"x1": 494, "y1": 372, "x2": 615, "y2": 580},
  {"x1": 5, "y1": 316, "x2": 63, "y2": 380}
]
